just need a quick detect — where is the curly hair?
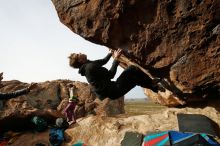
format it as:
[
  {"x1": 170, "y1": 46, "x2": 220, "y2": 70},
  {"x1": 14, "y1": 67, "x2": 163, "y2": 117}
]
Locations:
[{"x1": 68, "y1": 53, "x2": 82, "y2": 68}]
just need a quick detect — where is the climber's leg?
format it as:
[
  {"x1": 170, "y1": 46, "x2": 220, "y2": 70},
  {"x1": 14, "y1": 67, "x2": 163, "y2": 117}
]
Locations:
[
  {"x1": 107, "y1": 65, "x2": 164, "y2": 99},
  {"x1": 108, "y1": 66, "x2": 139, "y2": 98},
  {"x1": 124, "y1": 65, "x2": 161, "y2": 91}
]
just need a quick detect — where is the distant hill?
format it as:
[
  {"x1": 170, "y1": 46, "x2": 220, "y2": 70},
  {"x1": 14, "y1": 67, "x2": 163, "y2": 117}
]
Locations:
[{"x1": 125, "y1": 98, "x2": 148, "y2": 103}]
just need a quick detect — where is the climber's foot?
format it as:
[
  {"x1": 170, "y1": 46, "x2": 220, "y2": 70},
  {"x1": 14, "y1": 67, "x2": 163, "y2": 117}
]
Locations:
[
  {"x1": 152, "y1": 77, "x2": 161, "y2": 85},
  {"x1": 157, "y1": 83, "x2": 166, "y2": 92}
]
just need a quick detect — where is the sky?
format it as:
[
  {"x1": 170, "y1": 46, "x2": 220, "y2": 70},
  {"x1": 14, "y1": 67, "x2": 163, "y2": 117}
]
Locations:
[{"x1": 0, "y1": 0, "x2": 146, "y2": 99}]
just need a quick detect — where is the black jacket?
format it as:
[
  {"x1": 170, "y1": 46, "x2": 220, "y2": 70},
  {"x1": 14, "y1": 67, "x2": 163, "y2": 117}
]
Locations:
[
  {"x1": 78, "y1": 53, "x2": 119, "y2": 97},
  {"x1": 0, "y1": 88, "x2": 29, "y2": 100}
]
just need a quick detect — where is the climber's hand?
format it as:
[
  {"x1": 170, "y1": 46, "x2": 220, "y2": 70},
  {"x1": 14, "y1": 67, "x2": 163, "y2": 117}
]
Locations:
[{"x1": 113, "y1": 49, "x2": 122, "y2": 60}]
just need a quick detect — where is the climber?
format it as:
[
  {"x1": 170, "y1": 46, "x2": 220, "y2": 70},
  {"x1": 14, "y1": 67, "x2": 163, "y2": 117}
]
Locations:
[
  {"x1": 0, "y1": 72, "x2": 38, "y2": 100},
  {"x1": 68, "y1": 49, "x2": 161, "y2": 100},
  {"x1": 63, "y1": 83, "x2": 78, "y2": 125}
]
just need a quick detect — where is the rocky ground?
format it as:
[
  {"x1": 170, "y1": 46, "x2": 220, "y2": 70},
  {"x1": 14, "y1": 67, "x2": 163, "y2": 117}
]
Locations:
[
  {"x1": 0, "y1": 80, "x2": 220, "y2": 145},
  {"x1": 8, "y1": 106, "x2": 220, "y2": 146}
]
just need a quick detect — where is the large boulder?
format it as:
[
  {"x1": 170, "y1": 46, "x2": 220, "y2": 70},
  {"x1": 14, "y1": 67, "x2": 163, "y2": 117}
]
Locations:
[
  {"x1": 51, "y1": 0, "x2": 220, "y2": 106},
  {"x1": 0, "y1": 80, "x2": 124, "y2": 132}
]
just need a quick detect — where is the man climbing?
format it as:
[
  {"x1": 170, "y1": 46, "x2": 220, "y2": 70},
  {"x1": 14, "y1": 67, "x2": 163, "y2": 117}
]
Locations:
[
  {"x1": 68, "y1": 49, "x2": 160, "y2": 100},
  {"x1": 0, "y1": 72, "x2": 38, "y2": 100}
]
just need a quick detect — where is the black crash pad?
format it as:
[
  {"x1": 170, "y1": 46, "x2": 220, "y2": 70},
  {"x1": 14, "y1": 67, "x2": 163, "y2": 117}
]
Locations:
[
  {"x1": 121, "y1": 131, "x2": 143, "y2": 146},
  {"x1": 177, "y1": 113, "x2": 217, "y2": 136}
]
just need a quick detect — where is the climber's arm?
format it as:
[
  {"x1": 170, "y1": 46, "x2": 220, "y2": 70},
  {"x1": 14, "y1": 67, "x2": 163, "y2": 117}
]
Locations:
[
  {"x1": 108, "y1": 49, "x2": 122, "y2": 79},
  {"x1": 0, "y1": 88, "x2": 29, "y2": 100},
  {"x1": 93, "y1": 53, "x2": 112, "y2": 66},
  {"x1": 0, "y1": 83, "x2": 37, "y2": 100}
]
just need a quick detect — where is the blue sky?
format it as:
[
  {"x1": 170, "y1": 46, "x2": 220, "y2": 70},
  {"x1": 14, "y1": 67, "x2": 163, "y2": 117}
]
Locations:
[{"x1": 0, "y1": 0, "x2": 146, "y2": 99}]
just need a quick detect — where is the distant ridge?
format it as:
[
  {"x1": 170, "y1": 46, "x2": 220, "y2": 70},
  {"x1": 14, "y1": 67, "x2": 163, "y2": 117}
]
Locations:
[{"x1": 125, "y1": 98, "x2": 148, "y2": 103}]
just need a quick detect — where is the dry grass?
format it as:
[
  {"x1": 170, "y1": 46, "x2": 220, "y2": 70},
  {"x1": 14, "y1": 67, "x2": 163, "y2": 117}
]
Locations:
[{"x1": 124, "y1": 100, "x2": 167, "y2": 116}]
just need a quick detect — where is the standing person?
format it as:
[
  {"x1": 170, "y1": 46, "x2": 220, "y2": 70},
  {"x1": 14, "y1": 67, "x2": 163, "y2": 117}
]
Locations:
[
  {"x1": 63, "y1": 84, "x2": 78, "y2": 125},
  {"x1": 68, "y1": 49, "x2": 160, "y2": 100},
  {"x1": 0, "y1": 72, "x2": 38, "y2": 100}
]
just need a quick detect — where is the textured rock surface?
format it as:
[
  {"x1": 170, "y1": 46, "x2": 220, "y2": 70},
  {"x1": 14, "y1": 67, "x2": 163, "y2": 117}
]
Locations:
[
  {"x1": 64, "y1": 107, "x2": 220, "y2": 146},
  {"x1": 52, "y1": 0, "x2": 220, "y2": 106},
  {"x1": 0, "y1": 80, "x2": 124, "y2": 131},
  {"x1": 9, "y1": 107, "x2": 220, "y2": 146}
]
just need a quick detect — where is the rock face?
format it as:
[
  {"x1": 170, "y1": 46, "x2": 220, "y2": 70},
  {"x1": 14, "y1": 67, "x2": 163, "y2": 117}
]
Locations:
[
  {"x1": 0, "y1": 80, "x2": 124, "y2": 132},
  {"x1": 51, "y1": 0, "x2": 220, "y2": 106}
]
